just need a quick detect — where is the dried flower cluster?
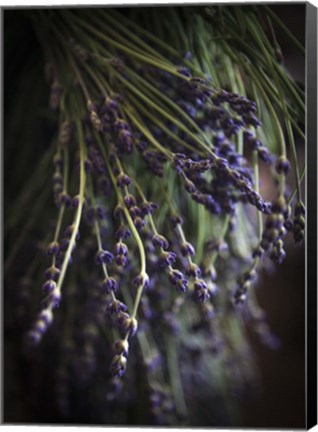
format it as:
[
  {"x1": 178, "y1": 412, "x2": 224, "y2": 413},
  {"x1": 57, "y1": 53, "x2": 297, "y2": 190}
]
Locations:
[{"x1": 5, "y1": 5, "x2": 305, "y2": 425}]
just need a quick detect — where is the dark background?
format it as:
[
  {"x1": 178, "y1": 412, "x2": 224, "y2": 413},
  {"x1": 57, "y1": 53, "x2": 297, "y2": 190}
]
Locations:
[{"x1": 3, "y1": 3, "x2": 306, "y2": 428}]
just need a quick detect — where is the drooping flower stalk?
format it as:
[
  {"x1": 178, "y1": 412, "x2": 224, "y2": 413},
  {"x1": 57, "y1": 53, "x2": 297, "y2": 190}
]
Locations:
[{"x1": 5, "y1": 5, "x2": 305, "y2": 426}]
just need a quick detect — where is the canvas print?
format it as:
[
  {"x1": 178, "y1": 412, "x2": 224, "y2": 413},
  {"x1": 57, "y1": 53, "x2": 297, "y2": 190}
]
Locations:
[{"x1": 3, "y1": 3, "x2": 308, "y2": 428}]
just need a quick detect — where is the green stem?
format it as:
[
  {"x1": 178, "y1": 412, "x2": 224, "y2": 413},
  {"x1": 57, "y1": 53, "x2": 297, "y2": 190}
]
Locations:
[
  {"x1": 113, "y1": 69, "x2": 215, "y2": 157},
  {"x1": 126, "y1": 92, "x2": 200, "y2": 155},
  {"x1": 71, "y1": 13, "x2": 188, "y2": 80},
  {"x1": 288, "y1": 164, "x2": 306, "y2": 205},
  {"x1": 122, "y1": 105, "x2": 172, "y2": 159},
  {"x1": 263, "y1": 5, "x2": 305, "y2": 55},
  {"x1": 55, "y1": 120, "x2": 86, "y2": 296},
  {"x1": 122, "y1": 66, "x2": 210, "y2": 145},
  {"x1": 165, "y1": 334, "x2": 187, "y2": 418},
  {"x1": 248, "y1": 20, "x2": 301, "y2": 201}
]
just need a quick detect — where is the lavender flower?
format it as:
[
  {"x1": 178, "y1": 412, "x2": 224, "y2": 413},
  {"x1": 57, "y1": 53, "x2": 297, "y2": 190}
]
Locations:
[{"x1": 13, "y1": 5, "x2": 305, "y2": 425}]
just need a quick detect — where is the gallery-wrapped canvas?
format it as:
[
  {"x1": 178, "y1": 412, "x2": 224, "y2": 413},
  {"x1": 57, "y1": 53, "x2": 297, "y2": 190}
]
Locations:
[{"x1": 2, "y1": 2, "x2": 317, "y2": 429}]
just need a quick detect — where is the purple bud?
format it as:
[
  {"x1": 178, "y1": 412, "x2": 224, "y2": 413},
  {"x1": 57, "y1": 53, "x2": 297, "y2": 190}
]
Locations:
[
  {"x1": 133, "y1": 273, "x2": 149, "y2": 289},
  {"x1": 116, "y1": 173, "x2": 131, "y2": 188},
  {"x1": 71, "y1": 195, "x2": 81, "y2": 208},
  {"x1": 44, "y1": 266, "x2": 61, "y2": 281},
  {"x1": 134, "y1": 217, "x2": 145, "y2": 230},
  {"x1": 168, "y1": 269, "x2": 184, "y2": 284},
  {"x1": 115, "y1": 254, "x2": 128, "y2": 266},
  {"x1": 107, "y1": 300, "x2": 128, "y2": 314},
  {"x1": 295, "y1": 201, "x2": 305, "y2": 217},
  {"x1": 100, "y1": 277, "x2": 119, "y2": 293},
  {"x1": 96, "y1": 206, "x2": 106, "y2": 220},
  {"x1": 184, "y1": 51, "x2": 192, "y2": 60},
  {"x1": 115, "y1": 242, "x2": 128, "y2": 256},
  {"x1": 160, "y1": 251, "x2": 177, "y2": 266},
  {"x1": 129, "y1": 206, "x2": 141, "y2": 218},
  {"x1": 184, "y1": 179, "x2": 196, "y2": 193},
  {"x1": 186, "y1": 263, "x2": 202, "y2": 278},
  {"x1": 141, "y1": 201, "x2": 158, "y2": 216},
  {"x1": 47, "y1": 290, "x2": 62, "y2": 309},
  {"x1": 64, "y1": 224, "x2": 80, "y2": 240},
  {"x1": 193, "y1": 279, "x2": 210, "y2": 303},
  {"x1": 114, "y1": 339, "x2": 129, "y2": 357},
  {"x1": 258, "y1": 147, "x2": 274, "y2": 165},
  {"x1": 171, "y1": 215, "x2": 183, "y2": 227},
  {"x1": 113, "y1": 204, "x2": 124, "y2": 220},
  {"x1": 98, "y1": 176, "x2": 111, "y2": 196},
  {"x1": 38, "y1": 309, "x2": 53, "y2": 326},
  {"x1": 124, "y1": 194, "x2": 136, "y2": 208},
  {"x1": 106, "y1": 97, "x2": 118, "y2": 112},
  {"x1": 58, "y1": 192, "x2": 71, "y2": 207},
  {"x1": 53, "y1": 172, "x2": 63, "y2": 184},
  {"x1": 152, "y1": 234, "x2": 169, "y2": 250},
  {"x1": 42, "y1": 280, "x2": 57, "y2": 294},
  {"x1": 47, "y1": 241, "x2": 60, "y2": 256},
  {"x1": 95, "y1": 249, "x2": 114, "y2": 265},
  {"x1": 175, "y1": 278, "x2": 189, "y2": 293},
  {"x1": 115, "y1": 225, "x2": 131, "y2": 241},
  {"x1": 181, "y1": 242, "x2": 195, "y2": 257},
  {"x1": 84, "y1": 159, "x2": 93, "y2": 173},
  {"x1": 115, "y1": 311, "x2": 131, "y2": 329},
  {"x1": 109, "y1": 354, "x2": 127, "y2": 378},
  {"x1": 127, "y1": 318, "x2": 138, "y2": 337},
  {"x1": 59, "y1": 238, "x2": 70, "y2": 252},
  {"x1": 26, "y1": 329, "x2": 42, "y2": 346}
]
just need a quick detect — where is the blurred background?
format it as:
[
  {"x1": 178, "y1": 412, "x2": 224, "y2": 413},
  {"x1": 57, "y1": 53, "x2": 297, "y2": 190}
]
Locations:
[{"x1": 3, "y1": 3, "x2": 306, "y2": 427}]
